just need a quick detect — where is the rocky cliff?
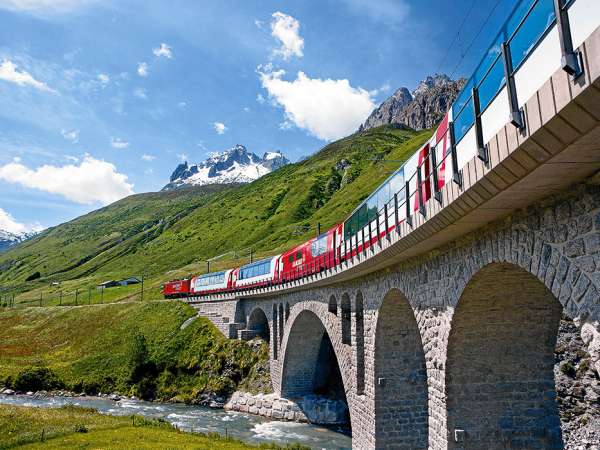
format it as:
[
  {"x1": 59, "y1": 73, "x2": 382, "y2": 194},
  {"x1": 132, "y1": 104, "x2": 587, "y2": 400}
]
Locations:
[{"x1": 360, "y1": 74, "x2": 465, "y2": 132}]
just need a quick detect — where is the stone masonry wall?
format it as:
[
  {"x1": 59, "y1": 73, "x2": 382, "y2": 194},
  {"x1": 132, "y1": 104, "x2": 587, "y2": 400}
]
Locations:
[{"x1": 191, "y1": 176, "x2": 599, "y2": 449}]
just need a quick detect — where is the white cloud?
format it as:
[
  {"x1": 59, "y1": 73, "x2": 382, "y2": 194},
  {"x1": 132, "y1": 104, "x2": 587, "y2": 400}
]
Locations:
[
  {"x1": 254, "y1": 19, "x2": 264, "y2": 29},
  {"x1": 0, "y1": 0, "x2": 94, "y2": 14},
  {"x1": 144, "y1": 168, "x2": 154, "y2": 175},
  {"x1": 141, "y1": 154, "x2": 155, "y2": 162},
  {"x1": 340, "y1": 0, "x2": 409, "y2": 27},
  {"x1": 0, "y1": 155, "x2": 134, "y2": 205},
  {"x1": 111, "y1": 137, "x2": 130, "y2": 149},
  {"x1": 97, "y1": 73, "x2": 109, "y2": 85},
  {"x1": 243, "y1": 106, "x2": 250, "y2": 112},
  {"x1": 137, "y1": 62, "x2": 149, "y2": 77},
  {"x1": 256, "y1": 93, "x2": 265, "y2": 104},
  {"x1": 0, "y1": 208, "x2": 27, "y2": 234},
  {"x1": 153, "y1": 43, "x2": 172, "y2": 59},
  {"x1": 213, "y1": 122, "x2": 227, "y2": 135},
  {"x1": 178, "y1": 101, "x2": 187, "y2": 108},
  {"x1": 61, "y1": 129, "x2": 79, "y2": 143},
  {"x1": 177, "y1": 153, "x2": 187, "y2": 162},
  {"x1": 0, "y1": 59, "x2": 57, "y2": 93},
  {"x1": 133, "y1": 87, "x2": 147, "y2": 99},
  {"x1": 270, "y1": 12, "x2": 304, "y2": 60},
  {"x1": 259, "y1": 69, "x2": 375, "y2": 141}
]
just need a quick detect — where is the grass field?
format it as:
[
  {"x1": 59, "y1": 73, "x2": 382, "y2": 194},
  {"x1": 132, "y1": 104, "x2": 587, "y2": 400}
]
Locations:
[
  {"x1": 0, "y1": 302, "x2": 270, "y2": 401},
  {"x1": 0, "y1": 404, "x2": 307, "y2": 449},
  {"x1": 0, "y1": 126, "x2": 431, "y2": 301}
]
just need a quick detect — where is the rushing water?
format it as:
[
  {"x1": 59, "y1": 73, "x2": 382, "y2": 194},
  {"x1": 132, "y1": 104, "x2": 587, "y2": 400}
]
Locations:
[{"x1": 0, "y1": 394, "x2": 351, "y2": 449}]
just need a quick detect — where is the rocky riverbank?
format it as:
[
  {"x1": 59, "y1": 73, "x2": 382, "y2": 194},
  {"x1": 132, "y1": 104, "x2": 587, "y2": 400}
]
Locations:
[{"x1": 225, "y1": 391, "x2": 348, "y2": 426}]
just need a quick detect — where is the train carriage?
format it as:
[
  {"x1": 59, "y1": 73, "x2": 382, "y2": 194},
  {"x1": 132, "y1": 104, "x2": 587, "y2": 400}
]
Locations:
[
  {"x1": 232, "y1": 256, "x2": 280, "y2": 289},
  {"x1": 162, "y1": 278, "x2": 191, "y2": 298},
  {"x1": 190, "y1": 269, "x2": 234, "y2": 295},
  {"x1": 279, "y1": 224, "x2": 343, "y2": 282}
]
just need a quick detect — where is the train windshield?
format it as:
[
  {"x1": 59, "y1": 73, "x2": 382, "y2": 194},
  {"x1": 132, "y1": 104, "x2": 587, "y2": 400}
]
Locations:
[
  {"x1": 239, "y1": 259, "x2": 272, "y2": 280},
  {"x1": 195, "y1": 271, "x2": 226, "y2": 287}
]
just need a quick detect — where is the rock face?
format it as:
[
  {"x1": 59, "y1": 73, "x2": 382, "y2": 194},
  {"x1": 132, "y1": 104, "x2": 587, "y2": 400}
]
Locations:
[
  {"x1": 162, "y1": 145, "x2": 289, "y2": 191},
  {"x1": 555, "y1": 317, "x2": 600, "y2": 449},
  {"x1": 360, "y1": 74, "x2": 465, "y2": 132}
]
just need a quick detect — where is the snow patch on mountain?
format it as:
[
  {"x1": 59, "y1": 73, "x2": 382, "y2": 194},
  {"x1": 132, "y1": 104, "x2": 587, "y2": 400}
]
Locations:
[
  {"x1": 0, "y1": 229, "x2": 38, "y2": 252},
  {"x1": 163, "y1": 144, "x2": 289, "y2": 190}
]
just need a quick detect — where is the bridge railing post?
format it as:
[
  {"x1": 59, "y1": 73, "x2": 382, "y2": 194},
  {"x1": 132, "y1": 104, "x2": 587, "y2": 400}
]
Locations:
[
  {"x1": 449, "y1": 121, "x2": 462, "y2": 187},
  {"x1": 501, "y1": 41, "x2": 525, "y2": 129},
  {"x1": 416, "y1": 161, "x2": 426, "y2": 217},
  {"x1": 472, "y1": 86, "x2": 489, "y2": 164},
  {"x1": 394, "y1": 192, "x2": 400, "y2": 232},
  {"x1": 430, "y1": 144, "x2": 442, "y2": 203},
  {"x1": 405, "y1": 181, "x2": 412, "y2": 227},
  {"x1": 554, "y1": 0, "x2": 582, "y2": 77}
]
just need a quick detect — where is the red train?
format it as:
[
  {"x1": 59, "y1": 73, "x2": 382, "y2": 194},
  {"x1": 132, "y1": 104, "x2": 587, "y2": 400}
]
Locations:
[{"x1": 162, "y1": 113, "x2": 452, "y2": 299}]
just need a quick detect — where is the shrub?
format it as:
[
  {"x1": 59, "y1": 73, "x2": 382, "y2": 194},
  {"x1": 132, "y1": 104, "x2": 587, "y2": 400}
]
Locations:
[
  {"x1": 12, "y1": 367, "x2": 62, "y2": 392},
  {"x1": 74, "y1": 424, "x2": 88, "y2": 433},
  {"x1": 560, "y1": 361, "x2": 576, "y2": 377},
  {"x1": 25, "y1": 272, "x2": 41, "y2": 281}
]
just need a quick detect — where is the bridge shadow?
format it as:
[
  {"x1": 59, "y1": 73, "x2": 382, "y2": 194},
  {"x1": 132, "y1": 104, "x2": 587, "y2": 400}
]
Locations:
[{"x1": 446, "y1": 262, "x2": 563, "y2": 449}]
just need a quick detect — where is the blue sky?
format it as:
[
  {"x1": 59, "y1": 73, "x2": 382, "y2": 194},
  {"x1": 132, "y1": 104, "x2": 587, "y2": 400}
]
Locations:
[{"x1": 0, "y1": 0, "x2": 517, "y2": 233}]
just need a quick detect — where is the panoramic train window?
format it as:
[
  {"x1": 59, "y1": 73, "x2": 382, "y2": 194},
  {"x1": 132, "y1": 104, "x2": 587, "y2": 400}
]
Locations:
[
  {"x1": 239, "y1": 259, "x2": 271, "y2": 279},
  {"x1": 311, "y1": 234, "x2": 328, "y2": 256},
  {"x1": 195, "y1": 272, "x2": 225, "y2": 287}
]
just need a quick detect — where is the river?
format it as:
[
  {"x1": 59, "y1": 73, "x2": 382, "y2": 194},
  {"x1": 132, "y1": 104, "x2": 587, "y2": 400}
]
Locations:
[{"x1": 0, "y1": 394, "x2": 352, "y2": 449}]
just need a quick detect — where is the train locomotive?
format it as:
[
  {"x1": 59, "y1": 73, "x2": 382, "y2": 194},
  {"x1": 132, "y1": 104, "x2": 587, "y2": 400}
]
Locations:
[{"x1": 162, "y1": 112, "x2": 452, "y2": 299}]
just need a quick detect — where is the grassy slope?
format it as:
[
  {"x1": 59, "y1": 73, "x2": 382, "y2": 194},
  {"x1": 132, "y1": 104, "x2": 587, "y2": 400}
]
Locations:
[
  {"x1": 0, "y1": 404, "x2": 305, "y2": 449},
  {"x1": 0, "y1": 126, "x2": 431, "y2": 301},
  {"x1": 0, "y1": 302, "x2": 269, "y2": 401}
]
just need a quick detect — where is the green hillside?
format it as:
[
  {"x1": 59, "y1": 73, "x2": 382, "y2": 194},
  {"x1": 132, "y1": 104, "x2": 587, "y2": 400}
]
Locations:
[
  {"x1": 0, "y1": 125, "x2": 431, "y2": 300},
  {"x1": 0, "y1": 302, "x2": 269, "y2": 401}
]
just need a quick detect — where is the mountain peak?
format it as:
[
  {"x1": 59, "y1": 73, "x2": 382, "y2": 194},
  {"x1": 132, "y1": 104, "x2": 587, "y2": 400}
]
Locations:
[
  {"x1": 163, "y1": 145, "x2": 290, "y2": 191},
  {"x1": 0, "y1": 229, "x2": 38, "y2": 252},
  {"x1": 360, "y1": 74, "x2": 464, "y2": 132}
]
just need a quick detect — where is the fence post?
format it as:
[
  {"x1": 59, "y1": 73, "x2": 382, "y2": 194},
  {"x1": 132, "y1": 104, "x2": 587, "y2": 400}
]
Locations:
[
  {"x1": 59, "y1": 290, "x2": 62, "y2": 306},
  {"x1": 39, "y1": 292, "x2": 42, "y2": 307},
  {"x1": 88, "y1": 287, "x2": 91, "y2": 305},
  {"x1": 75, "y1": 289, "x2": 79, "y2": 306},
  {"x1": 140, "y1": 275, "x2": 144, "y2": 302}
]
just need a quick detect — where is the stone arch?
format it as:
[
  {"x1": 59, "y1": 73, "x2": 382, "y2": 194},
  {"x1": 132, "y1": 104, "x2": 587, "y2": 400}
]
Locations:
[
  {"x1": 278, "y1": 303, "x2": 284, "y2": 344},
  {"x1": 247, "y1": 307, "x2": 270, "y2": 343},
  {"x1": 272, "y1": 303, "x2": 278, "y2": 360},
  {"x1": 279, "y1": 304, "x2": 352, "y2": 429},
  {"x1": 374, "y1": 288, "x2": 429, "y2": 450},
  {"x1": 285, "y1": 302, "x2": 290, "y2": 322},
  {"x1": 354, "y1": 291, "x2": 365, "y2": 395},
  {"x1": 328, "y1": 295, "x2": 338, "y2": 315},
  {"x1": 446, "y1": 262, "x2": 563, "y2": 449},
  {"x1": 341, "y1": 293, "x2": 351, "y2": 345}
]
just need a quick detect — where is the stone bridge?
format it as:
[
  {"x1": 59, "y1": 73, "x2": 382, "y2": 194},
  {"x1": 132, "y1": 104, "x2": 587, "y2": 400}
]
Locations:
[{"x1": 191, "y1": 5, "x2": 600, "y2": 449}]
